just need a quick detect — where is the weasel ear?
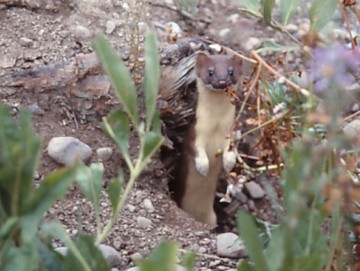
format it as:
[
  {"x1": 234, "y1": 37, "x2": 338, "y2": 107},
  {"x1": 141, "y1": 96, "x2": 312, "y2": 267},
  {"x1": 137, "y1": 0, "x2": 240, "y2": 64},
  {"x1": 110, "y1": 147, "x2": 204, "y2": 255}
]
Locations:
[
  {"x1": 230, "y1": 54, "x2": 243, "y2": 69},
  {"x1": 195, "y1": 51, "x2": 210, "y2": 77}
]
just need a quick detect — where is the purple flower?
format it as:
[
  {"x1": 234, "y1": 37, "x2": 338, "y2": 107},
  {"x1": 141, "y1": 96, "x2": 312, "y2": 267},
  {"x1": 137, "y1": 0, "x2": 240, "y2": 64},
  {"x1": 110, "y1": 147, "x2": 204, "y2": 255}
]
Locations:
[{"x1": 308, "y1": 44, "x2": 360, "y2": 93}]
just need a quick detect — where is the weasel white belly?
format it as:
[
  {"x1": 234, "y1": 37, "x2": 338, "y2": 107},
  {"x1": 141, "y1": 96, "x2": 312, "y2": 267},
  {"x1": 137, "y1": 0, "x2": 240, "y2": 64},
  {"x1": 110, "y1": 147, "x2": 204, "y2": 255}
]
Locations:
[{"x1": 180, "y1": 80, "x2": 235, "y2": 227}]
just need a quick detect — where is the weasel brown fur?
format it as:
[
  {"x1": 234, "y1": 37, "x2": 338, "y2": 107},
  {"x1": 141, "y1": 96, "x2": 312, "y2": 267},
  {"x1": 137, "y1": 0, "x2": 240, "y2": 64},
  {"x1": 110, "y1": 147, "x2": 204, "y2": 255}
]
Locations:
[{"x1": 173, "y1": 52, "x2": 242, "y2": 227}]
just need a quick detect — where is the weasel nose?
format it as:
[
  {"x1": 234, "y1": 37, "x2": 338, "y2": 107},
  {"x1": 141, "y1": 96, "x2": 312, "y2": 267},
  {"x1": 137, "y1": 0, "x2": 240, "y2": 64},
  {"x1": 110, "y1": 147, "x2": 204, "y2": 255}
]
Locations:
[{"x1": 217, "y1": 80, "x2": 227, "y2": 88}]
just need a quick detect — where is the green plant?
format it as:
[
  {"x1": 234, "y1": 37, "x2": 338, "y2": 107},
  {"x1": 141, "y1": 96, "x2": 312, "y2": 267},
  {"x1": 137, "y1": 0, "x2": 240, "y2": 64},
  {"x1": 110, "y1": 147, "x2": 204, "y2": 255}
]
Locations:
[
  {"x1": 92, "y1": 32, "x2": 163, "y2": 244},
  {"x1": 0, "y1": 105, "x2": 109, "y2": 271},
  {"x1": 0, "y1": 31, "x2": 168, "y2": 271}
]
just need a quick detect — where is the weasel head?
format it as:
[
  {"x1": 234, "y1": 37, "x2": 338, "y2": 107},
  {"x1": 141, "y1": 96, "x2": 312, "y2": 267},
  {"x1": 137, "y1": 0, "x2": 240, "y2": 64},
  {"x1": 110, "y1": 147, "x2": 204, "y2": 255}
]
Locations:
[{"x1": 195, "y1": 52, "x2": 243, "y2": 91}]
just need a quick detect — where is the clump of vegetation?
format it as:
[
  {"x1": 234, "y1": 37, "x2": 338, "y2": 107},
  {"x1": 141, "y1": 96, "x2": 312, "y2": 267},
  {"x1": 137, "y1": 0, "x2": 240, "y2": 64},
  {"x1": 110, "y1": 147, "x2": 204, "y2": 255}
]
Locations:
[{"x1": 235, "y1": 0, "x2": 360, "y2": 270}]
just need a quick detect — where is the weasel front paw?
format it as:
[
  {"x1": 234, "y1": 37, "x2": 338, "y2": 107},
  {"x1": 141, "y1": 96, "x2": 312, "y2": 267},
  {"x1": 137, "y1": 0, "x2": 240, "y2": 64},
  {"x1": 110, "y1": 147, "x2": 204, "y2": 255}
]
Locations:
[
  {"x1": 195, "y1": 153, "x2": 209, "y2": 176},
  {"x1": 223, "y1": 150, "x2": 236, "y2": 173}
]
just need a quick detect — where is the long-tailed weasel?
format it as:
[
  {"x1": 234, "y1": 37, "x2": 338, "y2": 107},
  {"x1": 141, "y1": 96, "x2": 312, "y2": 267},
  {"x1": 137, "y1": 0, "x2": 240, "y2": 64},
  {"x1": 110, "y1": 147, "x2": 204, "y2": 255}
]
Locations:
[{"x1": 173, "y1": 52, "x2": 243, "y2": 228}]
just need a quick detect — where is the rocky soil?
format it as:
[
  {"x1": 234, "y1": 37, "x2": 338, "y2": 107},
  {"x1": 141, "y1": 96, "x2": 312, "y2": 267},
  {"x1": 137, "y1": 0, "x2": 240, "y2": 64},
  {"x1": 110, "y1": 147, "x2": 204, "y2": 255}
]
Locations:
[{"x1": 1, "y1": 0, "x2": 359, "y2": 270}]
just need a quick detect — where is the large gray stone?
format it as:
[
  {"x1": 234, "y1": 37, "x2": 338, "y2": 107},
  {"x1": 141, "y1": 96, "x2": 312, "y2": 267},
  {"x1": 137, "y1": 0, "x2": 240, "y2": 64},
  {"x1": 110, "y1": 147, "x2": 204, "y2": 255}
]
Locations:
[
  {"x1": 216, "y1": 232, "x2": 246, "y2": 258},
  {"x1": 47, "y1": 136, "x2": 92, "y2": 166}
]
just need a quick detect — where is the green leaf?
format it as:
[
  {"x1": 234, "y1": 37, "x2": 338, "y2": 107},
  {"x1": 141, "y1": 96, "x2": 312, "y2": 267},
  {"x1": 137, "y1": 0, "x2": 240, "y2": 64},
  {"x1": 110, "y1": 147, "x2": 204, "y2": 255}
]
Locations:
[
  {"x1": 92, "y1": 35, "x2": 139, "y2": 128},
  {"x1": 21, "y1": 167, "x2": 77, "y2": 238},
  {"x1": 261, "y1": 0, "x2": 275, "y2": 25},
  {"x1": 64, "y1": 235, "x2": 109, "y2": 271},
  {"x1": 238, "y1": 260, "x2": 255, "y2": 271},
  {"x1": 183, "y1": 251, "x2": 196, "y2": 271},
  {"x1": 35, "y1": 236, "x2": 66, "y2": 271},
  {"x1": 102, "y1": 110, "x2": 130, "y2": 161},
  {"x1": 75, "y1": 163, "x2": 103, "y2": 206},
  {"x1": 237, "y1": 211, "x2": 269, "y2": 271},
  {"x1": 0, "y1": 216, "x2": 18, "y2": 239},
  {"x1": 239, "y1": 0, "x2": 262, "y2": 17},
  {"x1": 108, "y1": 175, "x2": 123, "y2": 212},
  {"x1": 0, "y1": 106, "x2": 41, "y2": 217},
  {"x1": 143, "y1": 31, "x2": 160, "y2": 132},
  {"x1": 139, "y1": 241, "x2": 178, "y2": 271},
  {"x1": 309, "y1": 0, "x2": 337, "y2": 31},
  {"x1": 264, "y1": 228, "x2": 285, "y2": 271},
  {"x1": 42, "y1": 223, "x2": 109, "y2": 271},
  {"x1": 141, "y1": 132, "x2": 163, "y2": 164},
  {"x1": 151, "y1": 111, "x2": 162, "y2": 135},
  {"x1": 1, "y1": 242, "x2": 38, "y2": 271},
  {"x1": 256, "y1": 39, "x2": 299, "y2": 54},
  {"x1": 280, "y1": 0, "x2": 300, "y2": 25}
]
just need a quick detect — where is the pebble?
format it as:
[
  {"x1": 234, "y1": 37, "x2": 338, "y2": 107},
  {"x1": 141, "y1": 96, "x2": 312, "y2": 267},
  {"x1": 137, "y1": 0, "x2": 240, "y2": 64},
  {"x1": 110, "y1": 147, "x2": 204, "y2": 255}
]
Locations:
[
  {"x1": 96, "y1": 147, "x2": 113, "y2": 162},
  {"x1": 227, "y1": 13, "x2": 240, "y2": 24},
  {"x1": 198, "y1": 246, "x2": 207, "y2": 253},
  {"x1": 136, "y1": 216, "x2": 152, "y2": 228},
  {"x1": 216, "y1": 232, "x2": 246, "y2": 258},
  {"x1": 127, "y1": 204, "x2": 136, "y2": 212},
  {"x1": 218, "y1": 28, "x2": 231, "y2": 38},
  {"x1": 130, "y1": 252, "x2": 143, "y2": 262},
  {"x1": 20, "y1": 37, "x2": 34, "y2": 47},
  {"x1": 105, "y1": 20, "x2": 116, "y2": 34},
  {"x1": 143, "y1": 198, "x2": 154, "y2": 212},
  {"x1": 75, "y1": 25, "x2": 91, "y2": 40},
  {"x1": 296, "y1": 71, "x2": 310, "y2": 89},
  {"x1": 243, "y1": 37, "x2": 262, "y2": 51},
  {"x1": 235, "y1": 191, "x2": 248, "y2": 203},
  {"x1": 244, "y1": 181, "x2": 265, "y2": 199},
  {"x1": 126, "y1": 265, "x2": 186, "y2": 271},
  {"x1": 28, "y1": 103, "x2": 44, "y2": 115},
  {"x1": 47, "y1": 136, "x2": 92, "y2": 166},
  {"x1": 343, "y1": 119, "x2": 360, "y2": 139},
  {"x1": 285, "y1": 23, "x2": 298, "y2": 33},
  {"x1": 56, "y1": 245, "x2": 121, "y2": 267},
  {"x1": 98, "y1": 244, "x2": 121, "y2": 267},
  {"x1": 247, "y1": 199, "x2": 256, "y2": 211}
]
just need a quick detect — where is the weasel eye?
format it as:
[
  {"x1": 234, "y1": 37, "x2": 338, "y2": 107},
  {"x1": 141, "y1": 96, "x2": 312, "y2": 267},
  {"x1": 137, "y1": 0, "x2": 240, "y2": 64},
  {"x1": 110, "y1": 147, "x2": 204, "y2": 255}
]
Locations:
[
  {"x1": 208, "y1": 69, "x2": 214, "y2": 77},
  {"x1": 228, "y1": 69, "x2": 234, "y2": 76}
]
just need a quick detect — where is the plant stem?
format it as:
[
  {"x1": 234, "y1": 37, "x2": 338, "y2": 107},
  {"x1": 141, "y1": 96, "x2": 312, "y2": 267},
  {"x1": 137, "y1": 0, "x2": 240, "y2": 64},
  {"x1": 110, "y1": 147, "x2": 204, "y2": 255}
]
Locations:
[
  {"x1": 96, "y1": 160, "x2": 143, "y2": 245},
  {"x1": 64, "y1": 234, "x2": 92, "y2": 271}
]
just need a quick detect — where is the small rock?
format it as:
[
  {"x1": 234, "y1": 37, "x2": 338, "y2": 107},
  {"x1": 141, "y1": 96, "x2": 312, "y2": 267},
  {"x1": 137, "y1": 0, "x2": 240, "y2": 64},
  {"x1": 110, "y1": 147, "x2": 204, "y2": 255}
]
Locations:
[
  {"x1": 219, "y1": 28, "x2": 231, "y2": 38},
  {"x1": 127, "y1": 204, "x2": 136, "y2": 212},
  {"x1": 47, "y1": 136, "x2": 92, "y2": 166},
  {"x1": 130, "y1": 252, "x2": 143, "y2": 262},
  {"x1": 244, "y1": 181, "x2": 265, "y2": 199},
  {"x1": 285, "y1": 24, "x2": 298, "y2": 33},
  {"x1": 98, "y1": 244, "x2": 121, "y2": 267},
  {"x1": 56, "y1": 245, "x2": 121, "y2": 267},
  {"x1": 143, "y1": 198, "x2": 154, "y2": 212},
  {"x1": 96, "y1": 147, "x2": 113, "y2": 162},
  {"x1": 216, "y1": 232, "x2": 246, "y2": 258},
  {"x1": 247, "y1": 199, "x2": 256, "y2": 211},
  {"x1": 243, "y1": 37, "x2": 262, "y2": 51},
  {"x1": 209, "y1": 43, "x2": 222, "y2": 53},
  {"x1": 138, "y1": 22, "x2": 149, "y2": 34},
  {"x1": 227, "y1": 13, "x2": 240, "y2": 24},
  {"x1": 343, "y1": 119, "x2": 360, "y2": 139},
  {"x1": 296, "y1": 71, "x2": 310, "y2": 89},
  {"x1": 55, "y1": 247, "x2": 68, "y2": 255},
  {"x1": 126, "y1": 265, "x2": 186, "y2": 271},
  {"x1": 351, "y1": 103, "x2": 360, "y2": 112},
  {"x1": 136, "y1": 216, "x2": 152, "y2": 228},
  {"x1": 235, "y1": 191, "x2": 248, "y2": 203},
  {"x1": 28, "y1": 103, "x2": 44, "y2": 115},
  {"x1": 105, "y1": 20, "x2": 116, "y2": 34},
  {"x1": 198, "y1": 246, "x2": 207, "y2": 253},
  {"x1": 20, "y1": 37, "x2": 34, "y2": 47},
  {"x1": 75, "y1": 25, "x2": 91, "y2": 40}
]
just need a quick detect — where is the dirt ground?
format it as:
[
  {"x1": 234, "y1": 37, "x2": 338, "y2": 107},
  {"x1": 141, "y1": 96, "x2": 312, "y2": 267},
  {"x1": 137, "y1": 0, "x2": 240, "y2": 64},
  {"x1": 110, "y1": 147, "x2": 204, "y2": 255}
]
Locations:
[{"x1": 0, "y1": 0, "x2": 287, "y2": 270}]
